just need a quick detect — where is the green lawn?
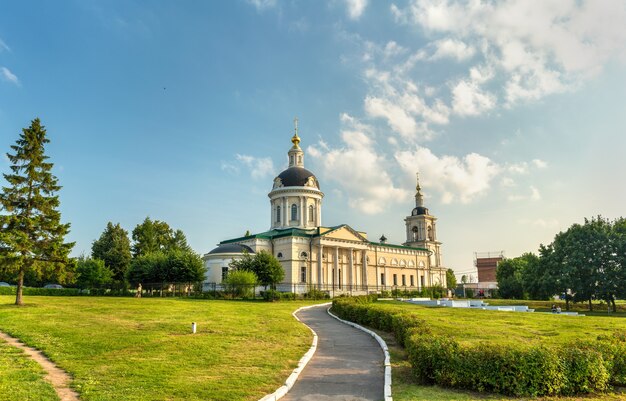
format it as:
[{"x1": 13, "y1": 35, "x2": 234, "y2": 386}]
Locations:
[
  {"x1": 0, "y1": 296, "x2": 323, "y2": 401},
  {"x1": 375, "y1": 300, "x2": 626, "y2": 346},
  {"x1": 370, "y1": 301, "x2": 626, "y2": 401},
  {"x1": 0, "y1": 341, "x2": 59, "y2": 401}
]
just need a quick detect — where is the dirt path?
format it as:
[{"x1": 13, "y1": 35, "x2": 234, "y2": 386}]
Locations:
[{"x1": 0, "y1": 331, "x2": 80, "y2": 401}]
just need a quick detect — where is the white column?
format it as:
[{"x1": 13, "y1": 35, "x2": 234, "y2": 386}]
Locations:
[
  {"x1": 300, "y1": 196, "x2": 304, "y2": 227},
  {"x1": 317, "y1": 244, "x2": 323, "y2": 289},
  {"x1": 303, "y1": 198, "x2": 308, "y2": 227},
  {"x1": 334, "y1": 247, "x2": 339, "y2": 289},
  {"x1": 349, "y1": 248, "x2": 354, "y2": 290},
  {"x1": 362, "y1": 250, "x2": 368, "y2": 290},
  {"x1": 317, "y1": 199, "x2": 322, "y2": 226}
]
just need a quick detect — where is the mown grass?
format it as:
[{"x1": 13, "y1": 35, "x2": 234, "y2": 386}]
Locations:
[
  {"x1": 370, "y1": 301, "x2": 626, "y2": 401},
  {"x1": 374, "y1": 300, "x2": 626, "y2": 347},
  {"x1": 485, "y1": 299, "x2": 626, "y2": 314},
  {"x1": 0, "y1": 341, "x2": 59, "y2": 401},
  {"x1": 0, "y1": 296, "x2": 323, "y2": 401}
]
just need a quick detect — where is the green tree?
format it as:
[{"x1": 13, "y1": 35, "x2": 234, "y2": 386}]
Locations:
[
  {"x1": 0, "y1": 118, "x2": 74, "y2": 305},
  {"x1": 167, "y1": 250, "x2": 204, "y2": 283},
  {"x1": 223, "y1": 270, "x2": 257, "y2": 298},
  {"x1": 496, "y1": 253, "x2": 537, "y2": 299},
  {"x1": 92, "y1": 222, "x2": 131, "y2": 284},
  {"x1": 127, "y1": 250, "x2": 203, "y2": 285},
  {"x1": 131, "y1": 217, "x2": 191, "y2": 257},
  {"x1": 230, "y1": 250, "x2": 284, "y2": 289},
  {"x1": 75, "y1": 256, "x2": 112, "y2": 289},
  {"x1": 229, "y1": 251, "x2": 255, "y2": 272},
  {"x1": 520, "y1": 251, "x2": 550, "y2": 300},
  {"x1": 127, "y1": 251, "x2": 167, "y2": 285},
  {"x1": 253, "y1": 250, "x2": 284, "y2": 289},
  {"x1": 445, "y1": 268, "x2": 457, "y2": 289}
]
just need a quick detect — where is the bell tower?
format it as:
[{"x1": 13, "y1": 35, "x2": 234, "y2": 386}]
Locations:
[{"x1": 404, "y1": 173, "x2": 443, "y2": 268}]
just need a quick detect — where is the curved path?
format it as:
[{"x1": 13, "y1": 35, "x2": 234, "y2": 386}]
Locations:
[
  {"x1": 0, "y1": 331, "x2": 79, "y2": 401},
  {"x1": 282, "y1": 305, "x2": 384, "y2": 401}
]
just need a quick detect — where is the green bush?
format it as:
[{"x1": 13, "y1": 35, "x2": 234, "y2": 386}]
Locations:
[
  {"x1": 331, "y1": 296, "x2": 621, "y2": 397},
  {"x1": 222, "y1": 270, "x2": 257, "y2": 299},
  {"x1": 304, "y1": 288, "x2": 329, "y2": 300},
  {"x1": 0, "y1": 286, "x2": 80, "y2": 296},
  {"x1": 560, "y1": 346, "x2": 609, "y2": 394}
]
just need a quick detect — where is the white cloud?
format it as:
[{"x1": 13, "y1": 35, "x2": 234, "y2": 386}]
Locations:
[
  {"x1": 507, "y1": 185, "x2": 542, "y2": 202},
  {"x1": 530, "y1": 186, "x2": 541, "y2": 201},
  {"x1": 501, "y1": 177, "x2": 515, "y2": 187},
  {"x1": 507, "y1": 162, "x2": 528, "y2": 174},
  {"x1": 430, "y1": 38, "x2": 475, "y2": 61},
  {"x1": 246, "y1": 0, "x2": 276, "y2": 11},
  {"x1": 308, "y1": 117, "x2": 408, "y2": 214},
  {"x1": 532, "y1": 159, "x2": 547, "y2": 169},
  {"x1": 395, "y1": 147, "x2": 501, "y2": 204},
  {"x1": 235, "y1": 154, "x2": 275, "y2": 180},
  {"x1": 451, "y1": 79, "x2": 495, "y2": 116},
  {"x1": 0, "y1": 38, "x2": 9, "y2": 52},
  {"x1": 345, "y1": 0, "x2": 368, "y2": 20},
  {"x1": 362, "y1": 68, "x2": 449, "y2": 141},
  {"x1": 387, "y1": 0, "x2": 626, "y2": 111},
  {"x1": 518, "y1": 218, "x2": 559, "y2": 228},
  {"x1": 1, "y1": 67, "x2": 19, "y2": 86}
]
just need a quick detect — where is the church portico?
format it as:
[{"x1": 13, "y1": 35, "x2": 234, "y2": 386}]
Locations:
[{"x1": 203, "y1": 122, "x2": 447, "y2": 295}]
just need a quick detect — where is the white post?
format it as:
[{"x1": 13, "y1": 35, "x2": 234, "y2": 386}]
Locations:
[{"x1": 191, "y1": 322, "x2": 197, "y2": 334}]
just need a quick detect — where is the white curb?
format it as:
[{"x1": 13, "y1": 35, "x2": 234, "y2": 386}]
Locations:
[
  {"x1": 258, "y1": 302, "x2": 332, "y2": 401},
  {"x1": 327, "y1": 307, "x2": 393, "y2": 401}
]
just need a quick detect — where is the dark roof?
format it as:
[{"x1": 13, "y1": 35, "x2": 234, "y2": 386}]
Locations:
[
  {"x1": 412, "y1": 206, "x2": 429, "y2": 216},
  {"x1": 207, "y1": 243, "x2": 254, "y2": 255},
  {"x1": 276, "y1": 167, "x2": 319, "y2": 189}
]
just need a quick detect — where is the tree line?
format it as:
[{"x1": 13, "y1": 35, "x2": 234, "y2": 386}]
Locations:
[
  {"x1": 496, "y1": 216, "x2": 626, "y2": 311},
  {"x1": 0, "y1": 118, "x2": 203, "y2": 305}
]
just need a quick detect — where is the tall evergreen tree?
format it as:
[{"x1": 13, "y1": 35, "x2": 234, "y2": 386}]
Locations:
[
  {"x1": 91, "y1": 222, "x2": 132, "y2": 283},
  {"x1": 0, "y1": 118, "x2": 74, "y2": 305}
]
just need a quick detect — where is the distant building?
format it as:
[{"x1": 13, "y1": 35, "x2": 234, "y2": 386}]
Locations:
[
  {"x1": 474, "y1": 251, "x2": 504, "y2": 283},
  {"x1": 203, "y1": 123, "x2": 447, "y2": 294}
]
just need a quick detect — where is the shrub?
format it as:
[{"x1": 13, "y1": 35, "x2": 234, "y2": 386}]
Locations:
[
  {"x1": 560, "y1": 346, "x2": 609, "y2": 394},
  {"x1": 222, "y1": 270, "x2": 257, "y2": 299},
  {"x1": 304, "y1": 288, "x2": 329, "y2": 300},
  {"x1": 331, "y1": 296, "x2": 618, "y2": 397}
]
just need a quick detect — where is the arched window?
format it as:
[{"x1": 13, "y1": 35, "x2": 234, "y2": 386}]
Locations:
[
  {"x1": 298, "y1": 155, "x2": 302, "y2": 164},
  {"x1": 276, "y1": 206, "x2": 281, "y2": 223},
  {"x1": 308, "y1": 205, "x2": 314, "y2": 222},
  {"x1": 277, "y1": 252, "x2": 283, "y2": 258},
  {"x1": 427, "y1": 226, "x2": 433, "y2": 241},
  {"x1": 291, "y1": 204, "x2": 297, "y2": 221},
  {"x1": 412, "y1": 226, "x2": 418, "y2": 241}
]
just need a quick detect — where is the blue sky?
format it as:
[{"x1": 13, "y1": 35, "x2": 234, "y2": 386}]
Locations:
[{"x1": 1, "y1": 0, "x2": 625, "y2": 278}]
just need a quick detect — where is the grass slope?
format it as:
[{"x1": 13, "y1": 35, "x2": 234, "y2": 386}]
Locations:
[
  {"x1": 0, "y1": 296, "x2": 321, "y2": 401},
  {"x1": 0, "y1": 341, "x2": 59, "y2": 401},
  {"x1": 375, "y1": 300, "x2": 626, "y2": 346}
]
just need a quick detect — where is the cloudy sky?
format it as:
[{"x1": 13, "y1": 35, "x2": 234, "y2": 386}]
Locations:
[{"x1": 1, "y1": 1, "x2": 625, "y2": 277}]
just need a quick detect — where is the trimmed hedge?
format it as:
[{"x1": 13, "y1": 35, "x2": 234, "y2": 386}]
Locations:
[
  {"x1": 331, "y1": 296, "x2": 625, "y2": 397},
  {"x1": 0, "y1": 286, "x2": 80, "y2": 296}
]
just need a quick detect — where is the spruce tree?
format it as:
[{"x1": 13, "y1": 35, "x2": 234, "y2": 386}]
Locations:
[
  {"x1": 0, "y1": 118, "x2": 74, "y2": 305},
  {"x1": 91, "y1": 222, "x2": 131, "y2": 284}
]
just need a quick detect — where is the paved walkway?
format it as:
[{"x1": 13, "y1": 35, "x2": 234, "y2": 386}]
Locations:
[{"x1": 283, "y1": 305, "x2": 384, "y2": 401}]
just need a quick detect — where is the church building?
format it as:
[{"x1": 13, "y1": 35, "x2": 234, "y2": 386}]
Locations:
[{"x1": 204, "y1": 123, "x2": 447, "y2": 294}]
